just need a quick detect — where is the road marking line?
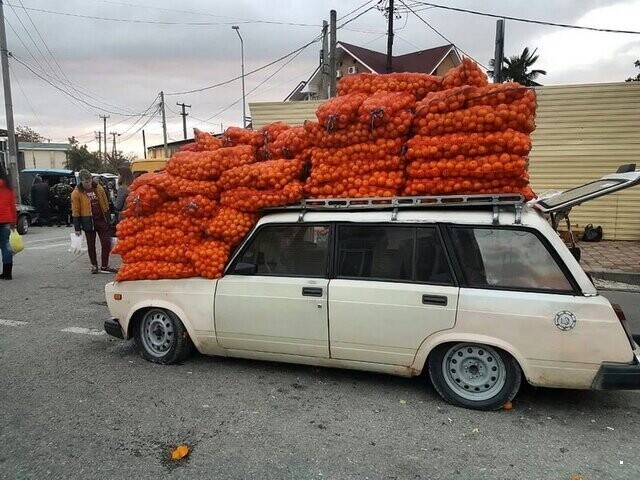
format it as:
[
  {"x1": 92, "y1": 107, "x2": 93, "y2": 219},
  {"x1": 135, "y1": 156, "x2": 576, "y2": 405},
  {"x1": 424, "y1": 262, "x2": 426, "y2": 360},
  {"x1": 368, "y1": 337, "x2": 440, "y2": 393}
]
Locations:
[
  {"x1": 61, "y1": 327, "x2": 106, "y2": 336},
  {"x1": 29, "y1": 242, "x2": 70, "y2": 250},
  {"x1": 0, "y1": 319, "x2": 28, "y2": 326},
  {"x1": 26, "y1": 236, "x2": 69, "y2": 245}
]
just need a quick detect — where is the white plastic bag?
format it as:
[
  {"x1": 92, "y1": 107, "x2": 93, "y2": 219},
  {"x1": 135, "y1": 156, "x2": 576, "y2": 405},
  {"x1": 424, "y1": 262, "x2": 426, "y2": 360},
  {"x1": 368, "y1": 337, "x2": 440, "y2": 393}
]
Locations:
[
  {"x1": 69, "y1": 233, "x2": 85, "y2": 254},
  {"x1": 111, "y1": 236, "x2": 118, "y2": 252}
]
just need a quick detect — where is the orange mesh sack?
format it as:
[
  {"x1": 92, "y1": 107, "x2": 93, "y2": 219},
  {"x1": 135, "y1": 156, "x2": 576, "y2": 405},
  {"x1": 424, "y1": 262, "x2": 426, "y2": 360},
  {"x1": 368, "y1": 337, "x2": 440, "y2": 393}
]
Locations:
[
  {"x1": 406, "y1": 154, "x2": 528, "y2": 180},
  {"x1": 442, "y1": 57, "x2": 488, "y2": 89},
  {"x1": 316, "y1": 93, "x2": 368, "y2": 130},
  {"x1": 270, "y1": 126, "x2": 311, "y2": 159},
  {"x1": 305, "y1": 183, "x2": 398, "y2": 199},
  {"x1": 166, "y1": 146, "x2": 256, "y2": 180},
  {"x1": 178, "y1": 195, "x2": 218, "y2": 217},
  {"x1": 219, "y1": 158, "x2": 304, "y2": 191},
  {"x1": 116, "y1": 261, "x2": 196, "y2": 282},
  {"x1": 122, "y1": 184, "x2": 166, "y2": 217},
  {"x1": 220, "y1": 180, "x2": 304, "y2": 212},
  {"x1": 113, "y1": 226, "x2": 200, "y2": 255},
  {"x1": 194, "y1": 128, "x2": 223, "y2": 152},
  {"x1": 203, "y1": 207, "x2": 258, "y2": 247},
  {"x1": 308, "y1": 156, "x2": 404, "y2": 186},
  {"x1": 259, "y1": 122, "x2": 291, "y2": 144},
  {"x1": 338, "y1": 72, "x2": 442, "y2": 99},
  {"x1": 162, "y1": 176, "x2": 220, "y2": 199},
  {"x1": 117, "y1": 212, "x2": 197, "y2": 237},
  {"x1": 187, "y1": 240, "x2": 231, "y2": 279},
  {"x1": 223, "y1": 127, "x2": 265, "y2": 148},
  {"x1": 358, "y1": 92, "x2": 416, "y2": 128},
  {"x1": 405, "y1": 131, "x2": 532, "y2": 160},
  {"x1": 121, "y1": 245, "x2": 192, "y2": 264},
  {"x1": 404, "y1": 176, "x2": 532, "y2": 198}
]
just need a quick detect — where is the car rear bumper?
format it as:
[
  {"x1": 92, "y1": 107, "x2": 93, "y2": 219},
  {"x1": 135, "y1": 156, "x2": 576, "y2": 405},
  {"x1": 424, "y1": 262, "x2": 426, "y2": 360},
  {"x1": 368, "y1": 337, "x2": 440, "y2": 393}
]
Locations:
[
  {"x1": 593, "y1": 336, "x2": 640, "y2": 390},
  {"x1": 104, "y1": 317, "x2": 124, "y2": 339}
]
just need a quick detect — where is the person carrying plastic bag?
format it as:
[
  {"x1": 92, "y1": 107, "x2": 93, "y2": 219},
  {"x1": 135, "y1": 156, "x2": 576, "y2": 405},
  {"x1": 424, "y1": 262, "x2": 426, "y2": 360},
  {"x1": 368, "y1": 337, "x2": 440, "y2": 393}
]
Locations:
[
  {"x1": 71, "y1": 169, "x2": 118, "y2": 274},
  {"x1": 0, "y1": 165, "x2": 17, "y2": 280}
]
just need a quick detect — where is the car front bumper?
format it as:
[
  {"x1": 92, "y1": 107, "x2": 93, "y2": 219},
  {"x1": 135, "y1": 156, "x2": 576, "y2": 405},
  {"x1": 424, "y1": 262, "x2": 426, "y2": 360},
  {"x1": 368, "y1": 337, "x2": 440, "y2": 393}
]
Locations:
[{"x1": 104, "y1": 317, "x2": 124, "y2": 339}]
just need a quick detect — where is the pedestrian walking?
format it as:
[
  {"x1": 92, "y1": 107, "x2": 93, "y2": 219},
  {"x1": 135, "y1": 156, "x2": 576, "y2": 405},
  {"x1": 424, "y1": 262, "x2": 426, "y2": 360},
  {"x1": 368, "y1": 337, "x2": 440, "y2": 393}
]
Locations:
[
  {"x1": 71, "y1": 169, "x2": 117, "y2": 274},
  {"x1": 115, "y1": 166, "x2": 133, "y2": 222},
  {"x1": 50, "y1": 177, "x2": 73, "y2": 227},
  {"x1": 0, "y1": 165, "x2": 17, "y2": 280},
  {"x1": 31, "y1": 175, "x2": 51, "y2": 226}
]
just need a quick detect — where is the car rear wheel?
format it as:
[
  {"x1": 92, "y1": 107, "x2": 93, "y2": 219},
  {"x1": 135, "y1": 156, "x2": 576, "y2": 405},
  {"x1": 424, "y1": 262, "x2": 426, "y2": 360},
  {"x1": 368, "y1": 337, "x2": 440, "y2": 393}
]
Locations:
[
  {"x1": 16, "y1": 215, "x2": 29, "y2": 235},
  {"x1": 133, "y1": 308, "x2": 193, "y2": 364},
  {"x1": 428, "y1": 342, "x2": 521, "y2": 411}
]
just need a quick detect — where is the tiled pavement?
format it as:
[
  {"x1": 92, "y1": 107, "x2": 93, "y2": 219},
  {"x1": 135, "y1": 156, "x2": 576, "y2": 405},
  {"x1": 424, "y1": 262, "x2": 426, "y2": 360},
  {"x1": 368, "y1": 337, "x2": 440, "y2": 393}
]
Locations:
[{"x1": 578, "y1": 241, "x2": 640, "y2": 274}]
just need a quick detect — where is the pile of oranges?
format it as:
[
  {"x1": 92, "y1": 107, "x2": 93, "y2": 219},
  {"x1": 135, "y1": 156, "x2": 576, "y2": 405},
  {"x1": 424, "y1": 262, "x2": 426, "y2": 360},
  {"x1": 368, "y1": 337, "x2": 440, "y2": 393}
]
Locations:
[{"x1": 115, "y1": 59, "x2": 539, "y2": 282}]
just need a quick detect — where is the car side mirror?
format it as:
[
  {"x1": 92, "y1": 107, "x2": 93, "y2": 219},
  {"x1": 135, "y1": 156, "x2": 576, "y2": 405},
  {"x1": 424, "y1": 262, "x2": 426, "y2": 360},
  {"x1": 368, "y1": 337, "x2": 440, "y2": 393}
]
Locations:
[{"x1": 234, "y1": 262, "x2": 257, "y2": 275}]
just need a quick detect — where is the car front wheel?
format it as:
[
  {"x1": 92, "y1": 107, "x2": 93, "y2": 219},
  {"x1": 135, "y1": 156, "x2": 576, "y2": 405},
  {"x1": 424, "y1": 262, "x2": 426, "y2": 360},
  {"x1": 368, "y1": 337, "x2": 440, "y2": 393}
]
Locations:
[
  {"x1": 133, "y1": 308, "x2": 194, "y2": 364},
  {"x1": 428, "y1": 342, "x2": 521, "y2": 411}
]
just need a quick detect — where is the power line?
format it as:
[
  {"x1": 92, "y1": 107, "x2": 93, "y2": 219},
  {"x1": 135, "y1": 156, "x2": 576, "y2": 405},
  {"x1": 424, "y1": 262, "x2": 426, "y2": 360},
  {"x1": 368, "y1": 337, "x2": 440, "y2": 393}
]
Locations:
[
  {"x1": 4, "y1": 3, "x2": 320, "y2": 27},
  {"x1": 413, "y1": 1, "x2": 640, "y2": 35},
  {"x1": 193, "y1": 44, "x2": 310, "y2": 127},
  {"x1": 398, "y1": 0, "x2": 488, "y2": 69},
  {"x1": 10, "y1": 53, "x2": 157, "y2": 116},
  {"x1": 337, "y1": 0, "x2": 377, "y2": 21},
  {"x1": 15, "y1": 0, "x2": 95, "y2": 115}
]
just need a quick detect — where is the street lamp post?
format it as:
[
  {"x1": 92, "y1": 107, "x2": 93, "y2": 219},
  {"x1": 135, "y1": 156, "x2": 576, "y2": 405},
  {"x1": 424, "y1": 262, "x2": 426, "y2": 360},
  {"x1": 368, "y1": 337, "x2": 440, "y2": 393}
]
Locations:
[{"x1": 231, "y1": 25, "x2": 246, "y2": 128}]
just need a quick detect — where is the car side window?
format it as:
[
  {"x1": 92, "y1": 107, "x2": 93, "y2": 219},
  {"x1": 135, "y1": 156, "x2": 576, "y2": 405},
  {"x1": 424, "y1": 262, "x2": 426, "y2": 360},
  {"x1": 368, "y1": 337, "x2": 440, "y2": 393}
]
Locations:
[
  {"x1": 416, "y1": 228, "x2": 454, "y2": 285},
  {"x1": 232, "y1": 224, "x2": 330, "y2": 277},
  {"x1": 450, "y1": 227, "x2": 573, "y2": 292},
  {"x1": 337, "y1": 225, "x2": 414, "y2": 281}
]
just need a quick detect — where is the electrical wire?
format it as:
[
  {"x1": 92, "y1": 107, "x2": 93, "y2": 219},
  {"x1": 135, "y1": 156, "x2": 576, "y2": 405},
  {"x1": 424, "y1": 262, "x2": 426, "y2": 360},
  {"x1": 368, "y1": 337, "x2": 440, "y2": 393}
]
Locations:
[
  {"x1": 118, "y1": 106, "x2": 160, "y2": 143},
  {"x1": 413, "y1": 1, "x2": 640, "y2": 35},
  {"x1": 4, "y1": 3, "x2": 320, "y2": 27},
  {"x1": 192, "y1": 44, "x2": 310, "y2": 127},
  {"x1": 338, "y1": 0, "x2": 377, "y2": 21},
  {"x1": 15, "y1": 0, "x2": 97, "y2": 115},
  {"x1": 10, "y1": 68, "x2": 54, "y2": 141},
  {"x1": 10, "y1": 53, "x2": 158, "y2": 116},
  {"x1": 398, "y1": 0, "x2": 489, "y2": 69}
]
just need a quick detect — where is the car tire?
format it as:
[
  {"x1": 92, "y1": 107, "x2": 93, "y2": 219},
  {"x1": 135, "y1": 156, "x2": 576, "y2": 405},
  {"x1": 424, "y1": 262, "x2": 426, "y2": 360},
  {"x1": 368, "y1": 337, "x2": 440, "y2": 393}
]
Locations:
[
  {"x1": 133, "y1": 308, "x2": 194, "y2": 365},
  {"x1": 428, "y1": 342, "x2": 521, "y2": 411},
  {"x1": 16, "y1": 215, "x2": 29, "y2": 235}
]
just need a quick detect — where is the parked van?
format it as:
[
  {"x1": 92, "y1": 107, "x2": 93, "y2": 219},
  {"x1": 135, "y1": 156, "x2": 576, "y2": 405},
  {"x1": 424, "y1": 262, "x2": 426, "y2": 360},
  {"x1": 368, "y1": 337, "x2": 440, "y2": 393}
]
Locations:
[
  {"x1": 131, "y1": 158, "x2": 168, "y2": 177},
  {"x1": 104, "y1": 167, "x2": 640, "y2": 410}
]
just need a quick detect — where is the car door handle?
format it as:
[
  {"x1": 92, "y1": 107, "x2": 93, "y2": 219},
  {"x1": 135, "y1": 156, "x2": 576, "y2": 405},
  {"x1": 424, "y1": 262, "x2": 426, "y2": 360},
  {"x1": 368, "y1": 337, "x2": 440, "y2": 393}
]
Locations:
[
  {"x1": 302, "y1": 287, "x2": 323, "y2": 297},
  {"x1": 422, "y1": 294, "x2": 448, "y2": 306}
]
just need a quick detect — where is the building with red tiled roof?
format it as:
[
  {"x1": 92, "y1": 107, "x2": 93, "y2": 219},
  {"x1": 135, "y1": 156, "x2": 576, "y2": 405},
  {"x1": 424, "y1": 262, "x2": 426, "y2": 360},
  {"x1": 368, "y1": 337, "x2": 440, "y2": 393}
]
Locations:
[{"x1": 286, "y1": 41, "x2": 461, "y2": 101}]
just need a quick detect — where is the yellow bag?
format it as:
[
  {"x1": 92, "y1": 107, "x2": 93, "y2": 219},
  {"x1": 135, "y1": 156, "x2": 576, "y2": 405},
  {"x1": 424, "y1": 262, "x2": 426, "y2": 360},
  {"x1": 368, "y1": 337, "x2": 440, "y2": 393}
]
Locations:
[{"x1": 9, "y1": 229, "x2": 24, "y2": 254}]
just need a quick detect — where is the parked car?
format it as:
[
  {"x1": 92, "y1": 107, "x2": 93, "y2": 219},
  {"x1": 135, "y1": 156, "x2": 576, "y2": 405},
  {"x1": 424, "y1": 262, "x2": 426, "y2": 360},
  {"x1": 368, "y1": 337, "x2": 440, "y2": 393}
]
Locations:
[
  {"x1": 15, "y1": 203, "x2": 36, "y2": 234},
  {"x1": 104, "y1": 167, "x2": 640, "y2": 410}
]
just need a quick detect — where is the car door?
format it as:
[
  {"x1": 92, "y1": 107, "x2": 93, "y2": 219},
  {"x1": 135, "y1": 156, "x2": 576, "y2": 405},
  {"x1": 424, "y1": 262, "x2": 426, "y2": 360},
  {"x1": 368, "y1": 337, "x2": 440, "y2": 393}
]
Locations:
[
  {"x1": 328, "y1": 224, "x2": 459, "y2": 366},
  {"x1": 444, "y1": 225, "x2": 634, "y2": 383},
  {"x1": 215, "y1": 223, "x2": 332, "y2": 358}
]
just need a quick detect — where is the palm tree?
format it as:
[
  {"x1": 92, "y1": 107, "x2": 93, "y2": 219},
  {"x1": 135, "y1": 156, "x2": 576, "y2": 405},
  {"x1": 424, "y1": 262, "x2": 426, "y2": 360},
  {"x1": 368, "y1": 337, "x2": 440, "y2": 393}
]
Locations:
[{"x1": 489, "y1": 47, "x2": 547, "y2": 86}]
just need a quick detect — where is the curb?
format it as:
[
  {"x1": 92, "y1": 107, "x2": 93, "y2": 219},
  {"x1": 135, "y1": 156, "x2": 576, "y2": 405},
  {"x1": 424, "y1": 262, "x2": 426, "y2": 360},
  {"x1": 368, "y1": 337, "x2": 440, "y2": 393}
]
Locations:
[{"x1": 587, "y1": 270, "x2": 640, "y2": 287}]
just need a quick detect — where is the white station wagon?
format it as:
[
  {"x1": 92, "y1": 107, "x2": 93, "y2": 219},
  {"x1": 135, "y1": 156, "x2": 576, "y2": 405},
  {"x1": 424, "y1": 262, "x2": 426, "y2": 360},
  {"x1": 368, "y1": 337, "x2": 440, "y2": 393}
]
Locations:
[{"x1": 105, "y1": 167, "x2": 640, "y2": 410}]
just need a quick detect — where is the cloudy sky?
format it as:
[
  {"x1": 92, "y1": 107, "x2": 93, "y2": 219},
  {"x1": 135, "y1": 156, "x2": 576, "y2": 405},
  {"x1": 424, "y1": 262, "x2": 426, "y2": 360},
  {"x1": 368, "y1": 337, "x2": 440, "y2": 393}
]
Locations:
[{"x1": 1, "y1": 0, "x2": 639, "y2": 156}]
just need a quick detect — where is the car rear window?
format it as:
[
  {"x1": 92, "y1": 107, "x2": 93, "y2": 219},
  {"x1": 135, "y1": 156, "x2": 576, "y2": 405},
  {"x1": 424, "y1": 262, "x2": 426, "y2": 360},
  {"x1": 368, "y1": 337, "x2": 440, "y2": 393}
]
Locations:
[{"x1": 449, "y1": 227, "x2": 573, "y2": 293}]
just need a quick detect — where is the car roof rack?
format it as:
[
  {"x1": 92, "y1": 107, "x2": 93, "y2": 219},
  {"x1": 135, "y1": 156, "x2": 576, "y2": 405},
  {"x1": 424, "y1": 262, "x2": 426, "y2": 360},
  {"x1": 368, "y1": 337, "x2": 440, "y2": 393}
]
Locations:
[{"x1": 264, "y1": 194, "x2": 526, "y2": 225}]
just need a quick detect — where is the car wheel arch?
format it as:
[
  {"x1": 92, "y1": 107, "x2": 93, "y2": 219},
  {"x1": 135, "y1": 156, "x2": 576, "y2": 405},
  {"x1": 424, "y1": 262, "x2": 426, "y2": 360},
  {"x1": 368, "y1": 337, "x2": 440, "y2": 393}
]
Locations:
[
  {"x1": 411, "y1": 332, "x2": 530, "y2": 383},
  {"x1": 126, "y1": 302, "x2": 199, "y2": 351}
]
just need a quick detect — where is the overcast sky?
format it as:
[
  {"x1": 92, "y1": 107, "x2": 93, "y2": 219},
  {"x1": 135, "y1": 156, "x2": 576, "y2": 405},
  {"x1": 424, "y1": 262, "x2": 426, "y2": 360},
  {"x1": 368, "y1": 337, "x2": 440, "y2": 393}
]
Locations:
[{"x1": 1, "y1": 0, "x2": 639, "y2": 156}]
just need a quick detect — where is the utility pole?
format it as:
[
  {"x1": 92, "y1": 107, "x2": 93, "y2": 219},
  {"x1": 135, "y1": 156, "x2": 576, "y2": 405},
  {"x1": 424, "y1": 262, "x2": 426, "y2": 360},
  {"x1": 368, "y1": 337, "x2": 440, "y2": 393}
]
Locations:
[
  {"x1": 329, "y1": 10, "x2": 337, "y2": 98},
  {"x1": 493, "y1": 19, "x2": 505, "y2": 83},
  {"x1": 99, "y1": 114, "x2": 109, "y2": 166},
  {"x1": 386, "y1": 0, "x2": 395, "y2": 73},
  {"x1": 95, "y1": 131, "x2": 102, "y2": 160},
  {"x1": 0, "y1": 0, "x2": 19, "y2": 203},
  {"x1": 319, "y1": 20, "x2": 329, "y2": 100},
  {"x1": 109, "y1": 132, "x2": 119, "y2": 159},
  {"x1": 159, "y1": 91, "x2": 168, "y2": 158},
  {"x1": 142, "y1": 129, "x2": 147, "y2": 159},
  {"x1": 176, "y1": 102, "x2": 191, "y2": 139},
  {"x1": 231, "y1": 26, "x2": 246, "y2": 128}
]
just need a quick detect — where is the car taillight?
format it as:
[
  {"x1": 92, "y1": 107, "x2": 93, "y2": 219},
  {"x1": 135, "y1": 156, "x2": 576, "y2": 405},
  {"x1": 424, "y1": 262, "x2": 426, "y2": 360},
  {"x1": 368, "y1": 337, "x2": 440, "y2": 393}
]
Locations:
[{"x1": 612, "y1": 303, "x2": 635, "y2": 349}]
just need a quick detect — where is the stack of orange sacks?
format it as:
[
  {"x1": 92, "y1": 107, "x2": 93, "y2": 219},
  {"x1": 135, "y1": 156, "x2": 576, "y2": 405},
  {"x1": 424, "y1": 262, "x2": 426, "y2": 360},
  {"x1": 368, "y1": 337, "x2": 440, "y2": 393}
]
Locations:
[
  {"x1": 114, "y1": 127, "x2": 306, "y2": 282},
  {"x1": 303, "y1": 74, "x2": 442, "y2": 198},
  {"x1": 404, "y1": 59, "x2": 536, "y2": 198}
]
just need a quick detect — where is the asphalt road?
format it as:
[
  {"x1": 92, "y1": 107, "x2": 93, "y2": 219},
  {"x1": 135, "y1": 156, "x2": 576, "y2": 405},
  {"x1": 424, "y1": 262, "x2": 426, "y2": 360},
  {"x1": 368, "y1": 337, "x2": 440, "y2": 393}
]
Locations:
[{"x1": 2, "y1": 226, "x2": 640, "y2": 480}]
